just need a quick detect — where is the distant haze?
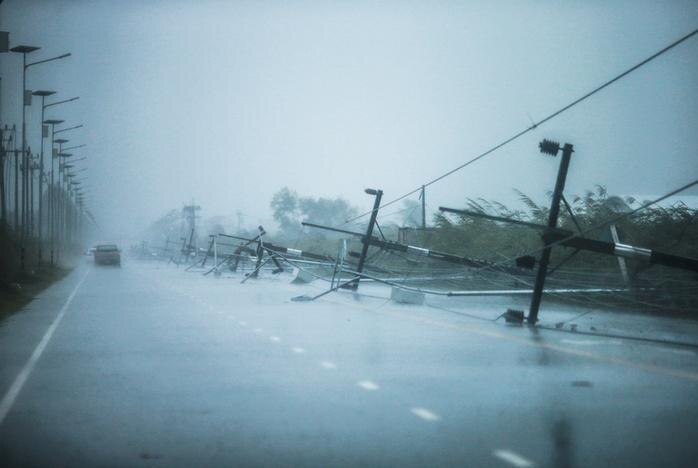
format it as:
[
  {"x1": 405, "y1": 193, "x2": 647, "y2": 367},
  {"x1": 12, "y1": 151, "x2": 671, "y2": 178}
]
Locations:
[{"x1": 1, "y1": 0, "x2": 697, "y2": 240}]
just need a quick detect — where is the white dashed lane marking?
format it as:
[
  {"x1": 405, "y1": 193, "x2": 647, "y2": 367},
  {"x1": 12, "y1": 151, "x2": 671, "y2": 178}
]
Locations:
[
  {"x1": 357, "y1": 380, "x2": 379, "y2": 391},
  {"x1": 410, "y1": 407, "x2": 440, "y2": 421},
  {"x1": 253, "y1": 328, "x2": 263, "y2": 333},
  {"x1": 492, "y1": 449, "x2": 534, "y2": 467},
  {"x1": 238, "y1": 321, "x2": 247, "y2": 327},
  {"x1": 291, "y1": 347, "x2": 306, "y2": 354},
  {"x1": 320, "y1": 361, "x2": 337, "y2": 369},
  {"x1": 270, "y1": 336, "x2": 281, "y2": 342}
]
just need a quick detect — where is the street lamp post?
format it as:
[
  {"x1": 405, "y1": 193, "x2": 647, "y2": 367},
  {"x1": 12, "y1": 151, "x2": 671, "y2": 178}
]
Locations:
[
  {"x1": 31, "y1": 90, "x2": 55, "y2": 261},
  {"x1": 43, "y1": 120, "x2": 63, "y2": 265},
  {"x1": 49, "y1": 123, "x2": 81, "y2": 265},
  {"x1": 67, "y1": 177, "x2": 82, "y2": 245},
  {"x1": 52, "y1": 139, "x2": 68, "y2": 263},
  {"x1": 56, "y1": 152, "x2": 73, "y2": 261},
  {"x1": 28, "y1": 149, "x2": 38, "y2": 240},
  {"x1": 9, "y1": 45, "x2": 39, "y2": 241},
  {"x1": 58, "y1": 152, "x2": 85, "y2": 249},
  {"x1": 10, "y1": 45, "x2": 71, "y2": 266},
  {"x1": 10, "y1": 45, "x2": 39, "y2": 239}
]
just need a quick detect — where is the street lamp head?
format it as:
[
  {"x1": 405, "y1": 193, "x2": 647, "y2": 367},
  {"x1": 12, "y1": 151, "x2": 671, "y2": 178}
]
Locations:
[
  {"x1": 10, "y1": 45, "x2": 40, "y2": 54},
  {"x1": 44, "y1": 119, "x2": 64, "y2": 125},
  {"x1": 33, "y1": 90, "x2": 56, "y2": 97},
  {"x1": 54, "y1": 138, "x2": 69, "y2": 144},
  {"x1": 57, "y1": 152, "x2": 73, "y2": 157},
  {"x1": 33, "y1": 91, "x2": 56, "y2": 99}
]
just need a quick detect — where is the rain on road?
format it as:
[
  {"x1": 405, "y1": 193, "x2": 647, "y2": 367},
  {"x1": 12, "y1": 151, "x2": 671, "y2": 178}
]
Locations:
[{"x1": 1, "y1": 260, "x2": 697, "y2": 467}]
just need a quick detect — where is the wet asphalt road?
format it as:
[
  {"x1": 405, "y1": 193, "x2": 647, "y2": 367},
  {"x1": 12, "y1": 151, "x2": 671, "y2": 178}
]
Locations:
[{"x1": 1, "y1": 260, "x2": 697, "y2": 467}]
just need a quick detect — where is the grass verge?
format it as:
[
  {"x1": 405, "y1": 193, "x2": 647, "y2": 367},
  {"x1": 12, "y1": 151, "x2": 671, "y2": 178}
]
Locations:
[{"x1": 0, "y1": 267, "x2": 72, "y2": 322}]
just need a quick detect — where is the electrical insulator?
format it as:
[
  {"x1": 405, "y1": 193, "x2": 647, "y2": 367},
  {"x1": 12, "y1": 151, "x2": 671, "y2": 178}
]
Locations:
[
  {"x1": 539, "y1": 139, "x2": 561, "y2": 156},
  {"x1": 504, "y1": 308, "x2": 525, "y2": 324}
]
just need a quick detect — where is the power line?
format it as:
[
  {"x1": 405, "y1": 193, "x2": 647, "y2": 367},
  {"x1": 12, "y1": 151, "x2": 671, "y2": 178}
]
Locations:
[{"x1": 343, "y1": 26, "x2": 698, "y2": 226}]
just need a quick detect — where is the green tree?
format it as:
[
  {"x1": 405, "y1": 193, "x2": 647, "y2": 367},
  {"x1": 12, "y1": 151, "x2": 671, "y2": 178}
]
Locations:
[
  {"x1": 298, "y1": 196, "x2": 357, "y2": 227},
  {"x1": 270, "y1": 187, "x2": 301, "y2": 233}
]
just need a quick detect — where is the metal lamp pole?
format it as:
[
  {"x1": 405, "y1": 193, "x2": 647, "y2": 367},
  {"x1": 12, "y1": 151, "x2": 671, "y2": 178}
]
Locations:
[
  {"x1": 61, "y1": 153, "x2": 85, "y2": 248},
  {"x1": 50, "y1": 123, "x2": 81, "y2": 264},
  {"x1": 43, "y1": 120, "x2": 63, "y2": 264},
  {"x1": 51, "y1": 139, "x2": 68, "y2": 262},
  {"x1": 10, "y1": 46, "x2": 71, "y2": 241},
  {"x1": 31, "y1": 90, "x2": 55, "y2": 260},
  {"x1": 57, "y1": 154, "x2": 73, "y2": 260},
  {"x1": 9, "y1": 45, "x2": 38, "y2": 241},
  {"x1": 39, "y1": 98, "x2": 78, "y2": 249}
]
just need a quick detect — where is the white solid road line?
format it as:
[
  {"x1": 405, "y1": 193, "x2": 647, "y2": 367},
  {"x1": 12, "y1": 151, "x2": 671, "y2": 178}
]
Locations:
[
  {"x1": 357, "y1": 380, "x2": 380, "y2": 391},
  {"x1": 410, "y1": 407, "x2": 441, "y2": 421},
  {"x1": 560, "y1": 339, "x2": 621, "y2": 346},
  {"x1": 658, "y1": 348, "x2": 697, "y2": 357},
  {"x1": 493, "y1": 449, "x2": 534, "y2": 467},
  {"x1": 0, "y1": 269, "x2": 90, "y2": 426}
]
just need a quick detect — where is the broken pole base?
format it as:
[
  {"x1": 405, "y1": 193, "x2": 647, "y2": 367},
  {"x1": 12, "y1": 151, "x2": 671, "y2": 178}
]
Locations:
[
  {"x1": 291, "y1": 268, "x2": 315, "y2": 284},
  {"x1": 390, "y1": 287, "x2": 425, "y2": 305}
]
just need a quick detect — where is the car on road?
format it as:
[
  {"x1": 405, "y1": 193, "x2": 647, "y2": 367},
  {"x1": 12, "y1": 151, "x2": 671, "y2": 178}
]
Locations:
[{"x1": 93, "y1": 244, "x2": 121, "y2": 266}]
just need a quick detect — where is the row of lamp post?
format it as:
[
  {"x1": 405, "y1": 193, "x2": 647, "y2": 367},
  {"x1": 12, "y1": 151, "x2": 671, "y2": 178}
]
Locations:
[{"x1": 1, "y1": 35, "x2": 89, "y2": 269}]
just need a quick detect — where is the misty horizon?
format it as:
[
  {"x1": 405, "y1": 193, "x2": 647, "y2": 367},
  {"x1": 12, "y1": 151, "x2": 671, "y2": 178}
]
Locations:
[{"x1": 1, "y1": 0, "x2": 696, "y2": 241}]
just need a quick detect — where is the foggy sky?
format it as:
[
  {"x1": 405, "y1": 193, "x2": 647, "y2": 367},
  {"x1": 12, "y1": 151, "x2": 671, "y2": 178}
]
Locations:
[{"x1": 1, "y1": 0, "x2": 697, "y2": 240}]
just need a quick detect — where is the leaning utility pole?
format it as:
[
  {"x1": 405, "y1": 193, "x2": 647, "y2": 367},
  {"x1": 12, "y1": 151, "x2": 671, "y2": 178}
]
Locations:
[
  {"x1": 348, "y1": 188, "x2": 383, "y2": 290},
  {"x1": 528, "y1": 139, "x2": 574, "y2": 324}
]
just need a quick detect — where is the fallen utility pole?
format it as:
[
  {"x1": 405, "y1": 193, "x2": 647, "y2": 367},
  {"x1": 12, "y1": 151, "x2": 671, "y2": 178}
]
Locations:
[
  {"x1": 438, "y1": 208, "x2": 698, "y2": 274},
  {"x1": 219, "y1": 232, "x2": 334, "y2": 263},
  {"x1": 251, "y1": 227, "x2": 283, "y2": 277},
  {"x1": 185, "y1": 235, "x2": 215, "y2": 271},
  {"x1": 301, "y1": 222, "x2": 518, "y2": 271},
  {"x1": 203, "y1": 230, "x2": 266, "y2": 275},
  {"x1": 218, "y1": 228, "x2": 333, "y2": 279},
  {"x1": 220, "y1": 228, "x2": 275, "y2": 276}
]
